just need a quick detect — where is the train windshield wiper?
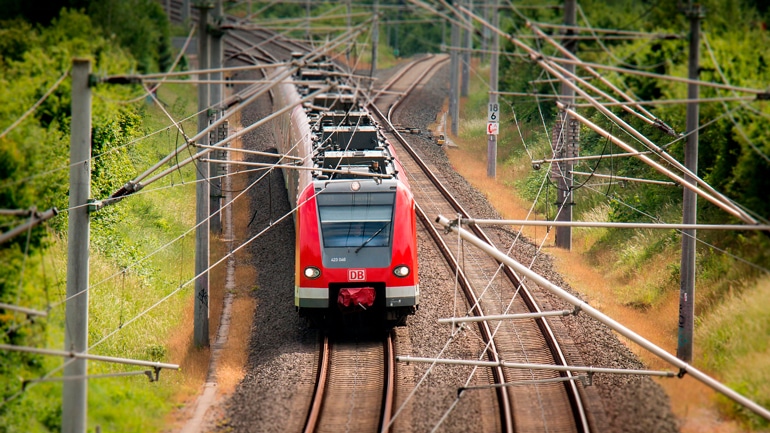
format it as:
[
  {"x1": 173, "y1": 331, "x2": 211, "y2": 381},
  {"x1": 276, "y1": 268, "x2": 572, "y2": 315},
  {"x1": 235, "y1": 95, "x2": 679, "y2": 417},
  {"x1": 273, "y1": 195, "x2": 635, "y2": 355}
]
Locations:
[{"x1": 354, "y1": 222, "x2": 390, "y2": 253}]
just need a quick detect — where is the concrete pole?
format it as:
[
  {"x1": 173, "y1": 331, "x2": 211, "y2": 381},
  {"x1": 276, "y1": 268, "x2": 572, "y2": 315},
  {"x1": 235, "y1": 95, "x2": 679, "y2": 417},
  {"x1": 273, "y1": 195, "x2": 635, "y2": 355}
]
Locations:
[
  {"x1": 195, "y1": 3, "x2": 211, "y2": 347},
  {"x1": 371, "y1": 0, "x2": 379, "y2": 75},
  {"x1": 441, "y1": 16, "x2": 446, "y2": 48},
  {"x1": 678, "y1": 3, "x2": 704, "y2": 363},
  {"x1": 387, "y1": 19, "x2": 391, "y2": 53},
  {"x1": 63, "y1": 58, "x2": 92, "y2": 433},
  {"x1": 554, "y1": 0, "x2": 577, "y2": 250},
  {"x1": 346, "y1": 0, "x2": 352, "y2": 62},
  {"x1": 209, "y1": 0, "x2": 223, "y2": 235},
  {"x1": 461, "y1": 0, "x2": 471, "y2": 97},
  {"x1": 394, "y1": 10, "x2": 399, "y2": 57},
  {"x1": 481, "y1": 0, "x2": 489, "y2": 64},
  {"x1": 450, "y1": 12, "x2": 460, "y2": 136},
  {"x1": 182, "y1": 0, "x2": 190, "y2": 24},
  {"x1": 486, "y1": 0, "x2": 498, "y2": 178}
]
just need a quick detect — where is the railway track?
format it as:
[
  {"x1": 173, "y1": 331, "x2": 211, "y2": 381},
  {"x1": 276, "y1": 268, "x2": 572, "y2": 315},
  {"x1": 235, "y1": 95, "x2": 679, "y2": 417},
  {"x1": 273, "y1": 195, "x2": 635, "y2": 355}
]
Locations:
[
  {"x1": 370, "y1": 57, "x2": 592, "y2": 432},
  {"x1": 218, "y1": 19, "x2": 590, "y2": 433},
  {"x1": 230, "y1": 29, "x2": 404, "y2": 433},
  {"x1": 166, "y1": 0, "x2": 681, "y2": 427},
  {"x1": 303, "y1": 332, "x2": 396, "y2": 433}
]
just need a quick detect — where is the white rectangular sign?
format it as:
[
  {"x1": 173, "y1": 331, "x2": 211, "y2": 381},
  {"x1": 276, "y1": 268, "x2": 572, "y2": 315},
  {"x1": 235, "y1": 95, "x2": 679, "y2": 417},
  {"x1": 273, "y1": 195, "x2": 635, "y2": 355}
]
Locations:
[
  {"x1": 487, "y1": 122, "x2": 499, "y2": 135},
  {"x1": 487, "y1": 103, "x2": 499, "y2": 122}
]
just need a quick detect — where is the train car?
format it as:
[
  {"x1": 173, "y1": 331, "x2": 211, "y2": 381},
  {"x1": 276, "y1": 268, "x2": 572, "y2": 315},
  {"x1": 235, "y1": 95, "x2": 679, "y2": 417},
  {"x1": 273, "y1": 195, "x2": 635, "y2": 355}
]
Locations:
[{"x1": 273, "y1": 61, "x2": 419, "y2": 326}]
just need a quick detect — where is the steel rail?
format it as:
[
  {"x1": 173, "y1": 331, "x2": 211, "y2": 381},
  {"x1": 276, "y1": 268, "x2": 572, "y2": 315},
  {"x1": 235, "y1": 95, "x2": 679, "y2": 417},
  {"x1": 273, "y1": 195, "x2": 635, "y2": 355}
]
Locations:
[
  {"x1": 385, "y1": 55, "x2": 445, "y2": 120},
  {"x1": 371, "y1": 58, "x2": 591, "y2": 432},
  {"x1": 414, "y1": 203, "x2": 514, "y2": 433},
  {"x1": 369, "y1": 59, "x2": 515, "y2": 433},
  {"x1": 248, "y1": 26, "x2": 313, "y2": 54},
  {"x1": 303, "y1": 333, "x2": 330, "y2": 433},
  {"x1": 303, "y1": 332, "x2": 396, "y2": 433},
  {"x1": 380, "y1": 331, "x2": 396, "y2": 433},
  {"x1": 225, "y1": 29, "x2": 283, "y2": 63},
  {"x1": 436, "y1": 215, "x2": 770, "y2": 423},
  {"x1": 370, "y1": 55, "x2": 435, "y2": 104}
]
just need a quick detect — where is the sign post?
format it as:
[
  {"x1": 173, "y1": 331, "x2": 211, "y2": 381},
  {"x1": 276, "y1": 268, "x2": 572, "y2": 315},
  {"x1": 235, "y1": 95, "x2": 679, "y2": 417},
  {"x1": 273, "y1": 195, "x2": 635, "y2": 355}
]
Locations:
[
  {"x1": 487, "y1": 103, "x2": 499, "y2": 135},
  {"x1": 487, "y1": 1, "x2": 499, "y2": 179},
  {"x1": 487, "y1": 102, "x2": 499, "y2": 177}
]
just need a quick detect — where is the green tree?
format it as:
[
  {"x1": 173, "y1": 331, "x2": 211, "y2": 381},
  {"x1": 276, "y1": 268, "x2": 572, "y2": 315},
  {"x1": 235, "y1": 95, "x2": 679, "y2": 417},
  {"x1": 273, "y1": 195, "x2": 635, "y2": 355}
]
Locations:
[{"x1": 0, "y1": 9, "x2": 149, "y2": 429}]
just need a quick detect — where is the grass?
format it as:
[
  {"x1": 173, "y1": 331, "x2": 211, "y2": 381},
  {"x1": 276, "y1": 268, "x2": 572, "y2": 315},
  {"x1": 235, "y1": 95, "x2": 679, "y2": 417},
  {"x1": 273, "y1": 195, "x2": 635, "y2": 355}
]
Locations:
[
  {"x1": 84, "y1": 82, "x2": 205, "y2": 430},
  {"x1": 0, "y1": 80, "x2": 212, "y2": 432},
  {"x1": 698, "y1": 278, "x2": 770, "y2": 430}
]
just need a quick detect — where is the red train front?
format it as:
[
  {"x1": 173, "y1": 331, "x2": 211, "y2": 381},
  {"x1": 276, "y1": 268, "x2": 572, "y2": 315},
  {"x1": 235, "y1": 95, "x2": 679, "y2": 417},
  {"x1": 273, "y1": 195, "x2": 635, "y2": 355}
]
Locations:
[{"x1": 295, "y1": 176, "x2": 419, "y2": 326}]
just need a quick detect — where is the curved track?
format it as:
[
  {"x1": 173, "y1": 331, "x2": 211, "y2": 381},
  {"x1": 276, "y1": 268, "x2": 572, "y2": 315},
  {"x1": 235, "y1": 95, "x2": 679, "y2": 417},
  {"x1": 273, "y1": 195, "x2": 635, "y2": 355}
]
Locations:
[
  {"x1": 370, "y1": 57, "x2": 592, "y2": 433},
  {"x1": 219, "y1": 19, "x2": 591, "y2": 433}
]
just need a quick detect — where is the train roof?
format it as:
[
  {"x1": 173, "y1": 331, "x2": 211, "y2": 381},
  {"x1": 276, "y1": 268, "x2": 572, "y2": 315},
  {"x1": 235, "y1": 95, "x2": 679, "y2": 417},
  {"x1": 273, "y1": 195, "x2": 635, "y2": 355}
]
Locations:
[
  {"x1": 295, "y1": 61, "x2": 400, "y2": 184},
  {"x1": 311, "y1": 110, "x2": 373, "y2": 127}
]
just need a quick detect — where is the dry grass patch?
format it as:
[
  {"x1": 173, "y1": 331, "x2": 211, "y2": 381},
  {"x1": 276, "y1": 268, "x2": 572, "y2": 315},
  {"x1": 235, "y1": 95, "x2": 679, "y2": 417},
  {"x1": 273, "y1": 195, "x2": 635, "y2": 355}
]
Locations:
[
  {"x1": 164, "y1": 296, "x2": 210, "y2": 428},
  {"x1": 166, "y1": 108, "x2": 259, "y2": 428},
  {"x1": 217, "y1": 271, "x2": 256, "y2": 394},
  {"x1": 213, "y1": 114, "x2": 258, "y2": 395}
]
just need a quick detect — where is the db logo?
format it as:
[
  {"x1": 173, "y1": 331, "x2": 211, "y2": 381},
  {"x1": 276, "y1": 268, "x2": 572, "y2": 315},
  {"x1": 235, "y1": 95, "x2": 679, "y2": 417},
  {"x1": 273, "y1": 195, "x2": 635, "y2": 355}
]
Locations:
[{"x1": 348, "y1": 269, "x2": 366, "y2": 281}]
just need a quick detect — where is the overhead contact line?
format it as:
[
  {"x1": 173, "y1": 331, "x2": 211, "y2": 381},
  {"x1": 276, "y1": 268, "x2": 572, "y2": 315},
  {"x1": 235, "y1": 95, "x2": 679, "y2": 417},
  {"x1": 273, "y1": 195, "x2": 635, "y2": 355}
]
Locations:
[
  {"x1": 435, "y1": 216, "x2": 770, "y2": 423},
  {"x1": 533, "y1": 22, "x2": 683, "y2": 39},
  {"x1": 545, "y1": 56, "x2": 770, "y2": 96},
  {"x1": 464, "y1": 10, "x2": 757, "y2": 223}
]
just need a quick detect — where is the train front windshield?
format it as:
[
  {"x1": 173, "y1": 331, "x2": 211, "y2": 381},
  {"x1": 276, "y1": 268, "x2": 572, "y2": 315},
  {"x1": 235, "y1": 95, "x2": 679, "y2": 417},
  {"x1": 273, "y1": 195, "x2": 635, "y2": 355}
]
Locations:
[{"x1": 317, "y1": 192, "x2": 395, "y2": 249}]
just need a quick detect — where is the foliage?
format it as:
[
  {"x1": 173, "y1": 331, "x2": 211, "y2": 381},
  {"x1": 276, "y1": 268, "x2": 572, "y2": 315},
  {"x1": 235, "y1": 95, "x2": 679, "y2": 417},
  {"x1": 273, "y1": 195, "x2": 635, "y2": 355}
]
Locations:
[
  {"x1": 385, "y1": 4, "x2": 443, "y2": 57},
  {"x1": 0, "y1": 6, "x2": 196, "y2": 431},
  {"x1": 698, "y1": 278, "x2": 770, "y2": 430},
  {"x1": 86, "y1": 0, "x2": 172, "y2": 73},
  {"x1": 0, "y1": 0, "x2": 172, "y2": 73},
  {"x1": 501, "y1": 0, "x2": 770, "y2": 237}
]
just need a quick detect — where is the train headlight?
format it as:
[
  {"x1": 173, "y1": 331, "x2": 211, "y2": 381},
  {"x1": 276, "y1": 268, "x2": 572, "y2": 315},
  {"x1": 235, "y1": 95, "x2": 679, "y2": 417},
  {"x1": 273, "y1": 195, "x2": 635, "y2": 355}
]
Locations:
[
  {"x1": 393, "y1": 265, "x2": 410, "y2": 278},
  {"x1": 304, "y1": 266, "x2": 321, "y2": 279},
  {"x1": 350, "y1": 181, "x2": 361, "y2": 191}
]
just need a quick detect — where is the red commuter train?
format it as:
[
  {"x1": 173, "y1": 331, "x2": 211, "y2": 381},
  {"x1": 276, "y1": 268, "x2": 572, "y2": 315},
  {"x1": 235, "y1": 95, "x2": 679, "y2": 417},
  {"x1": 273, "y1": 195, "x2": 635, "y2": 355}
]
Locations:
[{"x1": 274, "y1": 60, "x2": 419, "y2": 326}]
